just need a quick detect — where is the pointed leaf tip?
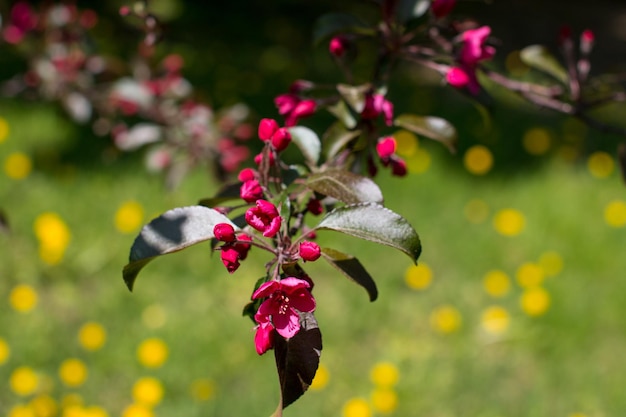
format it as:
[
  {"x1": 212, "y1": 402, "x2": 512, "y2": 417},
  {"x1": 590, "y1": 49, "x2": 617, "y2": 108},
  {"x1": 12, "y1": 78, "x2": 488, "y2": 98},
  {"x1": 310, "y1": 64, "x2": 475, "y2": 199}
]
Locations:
[{"x1": 122, "y1": 206, "x2": 238, "y2": 291}]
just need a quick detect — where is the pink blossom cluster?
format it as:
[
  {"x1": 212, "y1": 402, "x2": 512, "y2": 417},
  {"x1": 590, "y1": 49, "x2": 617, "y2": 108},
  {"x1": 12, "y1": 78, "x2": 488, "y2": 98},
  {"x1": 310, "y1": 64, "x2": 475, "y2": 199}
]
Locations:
[
  {"x1": 274, "y1": 81, "x2": 318, "y2": 127},
  {"x1": 361, "y1": 92, "x2": 394, "y2": 127},
  {"x1": 374, "y1": 137, "x2": 407, "y2": 177},
  {"x1": 446, "y1": 26, "x2": 496, "y2": 95}
]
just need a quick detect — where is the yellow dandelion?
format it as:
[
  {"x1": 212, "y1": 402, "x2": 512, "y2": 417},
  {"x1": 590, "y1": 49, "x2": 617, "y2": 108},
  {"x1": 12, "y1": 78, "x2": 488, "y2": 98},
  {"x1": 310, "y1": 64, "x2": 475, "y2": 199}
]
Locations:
[
  {"x1": 342, "y1": 398, "x2": 372, "y2": 417},
  {"x1": 0, "y1": 117, "x2": 9, "y2": 142},
  {"x1": 404, "y1": 263, "x2": 432, "y2": 290},
  {"x1": 393, "y1": 130, "x2": 418, "y2": 157},
  {"x1": 33, "y1": 212, "x2": 71, "y2": 265},
  {"x1": 29, "y1": 395, "x2": 57, "y2": 417},
  {"x1": 539, "y1": 251, "x2": 563, "y2": 277},
  {"x1": 520, "y1": 287, "x2": 550, "y2": 316},
  {"x1": 464, "y1": 198, "x2": 489, "y2": 224},
  {"x1": 430, "y1": 305, "x2": 462, "y2": 334},
  {"x1": 82, "y1": 406, "x2": 109, "y2": 417},
  {"x1": 122, "y1": 404, "x2": 153, "y2": 417},
  {"x1": 369, "y1": 362, "x2": 399, "y2": 388},
  {"x1": 58, "y1": 358, "x2": 88, "y2": 387},
  {"x1": 190, "y1": 378, "x2": 216, "y2": 401},
  {"x1": 63, "y1": 405, "x2": 87, "y2": 417},
  {"x1": 463, "y1": 145, "x2": 493, "y2": 175},
  {"x1": 142, "y1": 304, "x2": 167, "y2": 329},
  {"x1": 522, "y1": 127, "x2": 551, "y2": 155},
  {"x1": 493, "y1": 208, "x2": 525, "y2": 236},
  {"x1": 0, "y1": 337, "x2": 11, "y2": 365},
  {"x1": 516, "y1": 262, "x2": 545, "y2": 288},
  {"x1": 132, "y1": 377, "x2": 164, "y2": 407},
  {"x1": 10, "y1": 366, "x2": 39, "y2": 396},
  {"x1": 481, "y1": 306, "x2": 510, "y2": 334},
  {"x1": 604, "y1": 200, "x2": 626, "y2": 228},
  {"x1": 371, "y1": 388, "x2": 398, "y2": 414},
  {"x1": 406, "y1": 148, "x2": 431, "y2": 174},
  {"x1": 10, "y1": 284, "x2": 38, "y2": 313},
  {"x1": 587, "y1": 151, "x2": 614, "y2": 178},
  {"x1": 4, "y1": 152, "x2": 32, "y2": 180},
  {"x1": 310, "y1": 364, "x2": 330, "y2": 390},
  {"x1": 137, "y1": 338, "x2": 168, "y2": 368},
  {"x1": 115, "y1": 201, "x2": 145, "y2": 234},
  {"x1": 8, "y1": 404, "x2": 35, "y2": 417},
  {"x1": 78, "y1": 322, "x2": 107, "y2": 351},
  {"x1": 483, "y1": 270, "x2": 511, "y2": 297}
]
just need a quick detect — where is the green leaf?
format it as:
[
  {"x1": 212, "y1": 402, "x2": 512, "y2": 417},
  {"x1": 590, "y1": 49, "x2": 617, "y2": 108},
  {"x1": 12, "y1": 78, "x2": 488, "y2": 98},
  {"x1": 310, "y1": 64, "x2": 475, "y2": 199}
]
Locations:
[
  {"x1": 306, "y1": 170, "x2": 383, "y2": 204},
  {"x1": 314, "y1": 203, "x2": 421, "y2": 263},
  {"x1": 274, "y1": 312, "x2": 322, "y2": 409},
  {"x1": 396, "y1": 0, "x2": 431, "y2": 23},
  {"x1": 288, "y1": 126, "x2": 321, "y2": 165},
  {"x1": 313, "y1": 13, "x2": 372, "y2": 44},
  {"x1": 320, "y1": 248, "x2": 378, "y2": 301},
  {"x1": 122, "y1": 206, "x2": 238, "y2": 291},
  {"x1": 198, "y1": 182, "x2": 242, "y2": 208},
  {"x1": 323, "y1": 122, "x2": 361, "y2": 160},
  {"x1": 394, "y1": 113, "x2": 457, "y2": 153},
  {"x1": 327, "y1": 100, "x2": 357, "y2": 129},
  {"x1": 337, "y1": 83, "x2": 371, "y2": 114},
  {"x1": 519, "y1": 45, "x2": 568, "y2": 84}
]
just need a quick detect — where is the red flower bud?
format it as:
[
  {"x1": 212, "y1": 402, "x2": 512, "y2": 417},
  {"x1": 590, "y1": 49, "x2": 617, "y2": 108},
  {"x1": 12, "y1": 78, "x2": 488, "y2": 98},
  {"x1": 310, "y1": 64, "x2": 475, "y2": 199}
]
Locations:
[
  {"x1": 245, "y1": 200, "x2": 282, "y2": 238},
  {"x1": 299, "y1": 241, "x2": 321, "y2": 262},
  {"x1": 254, "y1": 151, "x2": 275, "y2": 166},
  {"x1": 271, "y1": 128, "x2": 292, "y2": 152},
  {"x1": 285, "y1": 100, "x2": 317, "y2": 127},
  {"x1": 240, "y1": 179, "x2": 263, "y2": 203},
  {"x1": 220, "y1": 246, "x2": 241, "y2": 273},
  {"x1": 234, "y1": 234, "x2": 253, "y2": 260},
  {"x1": 307, "y1": 198, "x2": 324, "y2": 216},
  {"x1": 329, "y1": 36, "x2": 348, "y2": 57},
  {"x1": 274, "y1": 94, "x2": 299, "y2": 116},
  {"x1": 391, "y1": 157, "x2": 408, "y2": 177},
  {"x1": 214, "y1": 223, "x2": 236, "y2": 242},
  {"x1": 580, "y1": 29, "x2": 595, "y2": 55},
  {"x1": 376, "y1": 137, "x2": 397, "y2": 161},
  {"x1": 238, "y1": 167, "x2": 257, "y2": 182},
  {"x1": 431, "y1": 0, "x2": 456, "y2": 18},
  {"x1": 258, "y1": 118, "x2": 279, "y2": 141},
  {"x1": 446, "y1": 67, "x2": 470, "y2": 89}
]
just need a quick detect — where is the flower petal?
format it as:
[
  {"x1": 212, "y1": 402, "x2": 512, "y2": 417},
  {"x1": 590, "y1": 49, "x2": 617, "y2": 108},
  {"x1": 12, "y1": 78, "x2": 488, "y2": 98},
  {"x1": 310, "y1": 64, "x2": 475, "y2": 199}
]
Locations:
[
  {"x1": 254, "y1": 322, "x2": 274, "y2": 355},
  {"x1": 289, "y1": 289, "x2": 316, "y2": 313},
  {"x1": 273, "y1": 308, "x2": 301, "y2": 339},
  {"x1": 253, "y1": 281, "x2": 280, "y2": 300}
]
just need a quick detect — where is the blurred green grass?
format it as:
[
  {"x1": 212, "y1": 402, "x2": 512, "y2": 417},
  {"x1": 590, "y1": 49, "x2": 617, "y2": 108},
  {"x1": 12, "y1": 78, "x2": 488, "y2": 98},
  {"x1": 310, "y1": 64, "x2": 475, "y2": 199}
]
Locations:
[{"x1": 2, "y1": 102, "x2": 626, "y2": 417}]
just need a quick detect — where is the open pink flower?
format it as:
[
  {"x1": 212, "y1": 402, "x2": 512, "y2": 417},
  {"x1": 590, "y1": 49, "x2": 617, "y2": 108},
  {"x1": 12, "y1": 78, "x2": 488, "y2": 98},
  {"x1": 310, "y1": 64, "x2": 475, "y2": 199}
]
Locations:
[
  {"x1": 252, "y1": 277, "x2": 316, "y2": 353},
  {"x1": 245, "y1": 199, "x2": 282, "y2": 237}
]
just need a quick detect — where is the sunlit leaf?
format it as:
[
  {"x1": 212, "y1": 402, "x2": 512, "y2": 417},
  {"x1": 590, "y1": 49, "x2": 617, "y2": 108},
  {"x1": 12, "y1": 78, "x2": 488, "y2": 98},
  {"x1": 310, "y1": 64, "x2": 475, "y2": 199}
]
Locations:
[
  {"x1": 288, "y1": 126, "x2": 321, "y2": 165},
  {"x1": 314, "y1": 203, "x2": 421, "y2": 263},
  {"x1": 123, "y1": 206, "x2": 238, "y2": 290},
  {"x1": 396, "y1": 0, "x2": 431, "y2": 23},
  {"x1": 323, "y1": 122, "x2": 361, "y2": 160},
  {"x1": 327, "y1": 100, "x2": 357, "y2": 129},
  {"x1": 320, "y1": 248, "x2": 378, "y2": 301},
  {"x1": 306, "y1": 170, "x2": 383, "y2": 204},
  {"x1": 274, "y1": 312, "x2": 322, "y2": 409},
  {"x1": 337, "y1": 83, "x2": 371, "y2": 114},
  {"x1": 520, "y1": 45, "x2": 568, "y2": 84},
  {"x1": 394, "y1": 113, "x2": 457, "y2": 153}
]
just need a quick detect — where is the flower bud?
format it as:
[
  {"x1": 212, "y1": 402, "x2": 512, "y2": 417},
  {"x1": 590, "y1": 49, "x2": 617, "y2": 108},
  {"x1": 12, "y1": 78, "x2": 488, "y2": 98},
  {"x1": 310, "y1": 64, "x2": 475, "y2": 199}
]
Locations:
[
  {"x1": 580, "y1": 29, "x2": 595, "y2": 55},
  {"x1": 391, "y1": 158, "x2": 408, "y2": 177},
  {"x1": 431, "y1": 0, "x2": 456, "y2": 18},
  {"x1": 307, "y1": 198, "x2": 324, "y2": 216},
  {"x1": 238, "y1": 167, "x2": 256, "y2": 183},
  {"x1": 446, "y1": 67, "x2": 470, "y2": 89},
  {"x1": 258, "y1": 118, "x2": 279, "y2": 141},
  {"x1": 376, "y1": 137, "x2": 397, "y2": 161},
  {"x1": 329, "y1": 36, "x2": 348, "y2": 57},
  {"x1": 240, "y1": 179, "x2": 263, "y2": 203},
  {"x1": 214, "y1": 223, "x2": 236, "y2": 242},
  {"x1": 299, "y1": 241, "x2": 321, "y2": 262},
  {"x1": 220, "y1": 246, "x2": 241, "y2": 273},
  {"x1": 271, "y1": 127, "x2": 292, "y2": 152}
]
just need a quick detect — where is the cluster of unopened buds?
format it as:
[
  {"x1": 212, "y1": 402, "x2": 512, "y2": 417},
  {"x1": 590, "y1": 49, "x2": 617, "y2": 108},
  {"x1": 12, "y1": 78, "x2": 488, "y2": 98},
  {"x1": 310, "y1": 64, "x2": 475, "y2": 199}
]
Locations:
[{"x1": 212, "y1": 117, "x2": 323, "y2": 355}]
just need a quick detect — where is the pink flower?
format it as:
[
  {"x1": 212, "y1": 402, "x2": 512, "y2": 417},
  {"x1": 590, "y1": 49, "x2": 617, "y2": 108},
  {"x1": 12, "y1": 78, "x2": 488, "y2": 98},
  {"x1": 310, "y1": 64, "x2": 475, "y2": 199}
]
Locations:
[
  {"x1": 254, "y1": 150, "x2": 275, "y2": 166},
  {"x1": 258, "y1": 118, "x2": 279, "y2": 141},
  {"x1": 245, "y1": 200, "x2": 282, "y2": 238},
  {"x1": 253, "y1": 277, "x2": 316, "y2": 346},
  {"x1": 361, "y1": 93, "x2": 394, "y2": 126},
  {"x1": 285, "y1": 100, "x2": 317, "y2": 127},
  {"x1": 329, "y1": 36, "x2": 348, "y2": 57},
  {"x1": 234, "y1": 234, "x2": 252, "y2": 260},
  {"x1": 460, "y1": 26, "x2": 495, "y2": 66},
  {"x1": 376, "y1": 137, "x2": 397, "y2": 161},
  {"x1": 446, "y1": 67, "x2": 470, "y2": 89},
  {"x1": 240, "y1": 179, "x2": 263, "y2": 203},
  {"x1": 299, "y1": 241, "x2": 321, "y2": 262},
  {"x1": 275, "y1": 94, "x2": 300, "y2": 116},
  {"x1": 431, "y1": 0, "x2": 456, "y2": 18},
  {"x1": 254, "y1": 321, "x2": 274, "y2": 355},
  {"x1": 214, "y1": 223, "x2": 236, "y2": 242}
]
